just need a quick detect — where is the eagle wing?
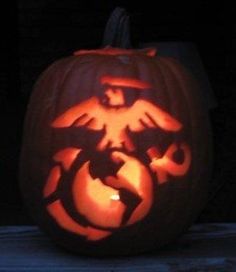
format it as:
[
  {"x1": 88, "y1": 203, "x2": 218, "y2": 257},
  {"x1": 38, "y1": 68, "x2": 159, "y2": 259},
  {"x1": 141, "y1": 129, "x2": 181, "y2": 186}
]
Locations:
[
  {"x1": 52, "y1": 97, "x2": 182, "y2": 151},
  {"x1": 52, "y1": 97, "x2": 107, "y2": 130},
  {"x1": 52, "y1": 97, "x2": 182, "y2": 133},
  {"x1": 125, "y1": 99, "x2": 183, "y2": 132}
]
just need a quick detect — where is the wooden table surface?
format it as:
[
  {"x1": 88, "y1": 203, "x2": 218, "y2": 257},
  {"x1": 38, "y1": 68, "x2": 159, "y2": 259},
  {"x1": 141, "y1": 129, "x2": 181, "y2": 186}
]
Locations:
[{"x1": 0, "y1": 223, "x2": 236, "y2": 271}]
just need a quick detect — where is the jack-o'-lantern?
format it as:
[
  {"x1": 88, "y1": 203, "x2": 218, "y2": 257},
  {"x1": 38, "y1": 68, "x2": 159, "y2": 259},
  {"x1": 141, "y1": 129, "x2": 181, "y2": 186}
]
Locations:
[
  {"x1": 19, "y1": 45, "x2": 212, "y2": 255},
  {"x1": 20, "y1": 5, "x2": 213, "y2": 254}
]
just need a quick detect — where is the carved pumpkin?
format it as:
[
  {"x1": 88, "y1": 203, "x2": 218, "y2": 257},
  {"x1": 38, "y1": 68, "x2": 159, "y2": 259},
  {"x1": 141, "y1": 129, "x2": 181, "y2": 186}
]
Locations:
[{"x1": 20, "y1": 47, "x2": 212, "y2": 255}]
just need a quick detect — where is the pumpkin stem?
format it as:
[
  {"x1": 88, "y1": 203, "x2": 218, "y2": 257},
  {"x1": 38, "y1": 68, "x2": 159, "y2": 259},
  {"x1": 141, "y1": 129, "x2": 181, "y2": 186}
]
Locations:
[{"x1": 102, "y1": 7, "x2": 131, "y2": 49}]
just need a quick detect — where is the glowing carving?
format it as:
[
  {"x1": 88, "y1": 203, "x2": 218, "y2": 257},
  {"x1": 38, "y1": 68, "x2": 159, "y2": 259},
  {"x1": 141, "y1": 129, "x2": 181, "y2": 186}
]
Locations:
[
  {"x1": 73, "y1": 161, "x2": 126, "y2": 228},
  {"x1": 43, "y1": 166, "x2": 61, "y2": 198},
  {"x1": 53, "y1": 147, "x2": 81, "y2": 171},
  {"x1": 43, "y1": 148, "x2": 81, "y2": 197},
  {"x1": 52, "y1": 76, "x2": 182, "y2": 151},
  {"x1": 147, "y1": 143, "x2": 191, "y2": 184},
  {"x1": 72, "y1": 151, "x2": 153, "y2": 228},
  {"x1": 44, "y1": 74, "x2": 191, "y2": 241},
  {"x1": 105, "y1": 151, "x2": 153, "y2": 225},
  {"x1": 101, "y1": 76, "x2": 152, "y2": 89},
  {"x1": 104, "y1": 88, "x2": 125, "y2": 106},
  {"x1": 47, "y1": 200, "x2": 111, "y2": 241}
]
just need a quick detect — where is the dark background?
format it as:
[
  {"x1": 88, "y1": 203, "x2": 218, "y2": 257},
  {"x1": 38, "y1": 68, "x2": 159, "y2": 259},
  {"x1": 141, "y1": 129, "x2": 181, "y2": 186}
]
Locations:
[{"x1": 2, "y1": 1, "x2": 235, "y2": 225}]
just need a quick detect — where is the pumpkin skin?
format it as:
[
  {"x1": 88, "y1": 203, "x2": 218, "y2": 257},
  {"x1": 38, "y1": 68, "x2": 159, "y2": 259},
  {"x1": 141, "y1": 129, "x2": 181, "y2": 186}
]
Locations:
[{"x1": 20, "y1": 47, "x2": 212, "y2": 256}]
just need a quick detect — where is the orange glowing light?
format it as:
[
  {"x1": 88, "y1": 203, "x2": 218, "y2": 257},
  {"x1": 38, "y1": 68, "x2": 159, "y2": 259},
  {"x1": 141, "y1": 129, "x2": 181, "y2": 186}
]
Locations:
[
  {"x1": 105, "y1": 151, "x2": 153, "y2": 225},
  {"x1": 41, "y1": 59, "x2": 194, "y2": 243},
  {"x1": 72, "y1": 162, "x2": 126, "y2": 228},
  {"x1": 47, "y1": 200, "x2": 111, "y2": 241},
  {"x1": 52, "y1": 96, "x2": 182, "y2": 151},
  {"x1": 104, "y1": 88, "x2": 125, "y2": 106},
  {"x1": 43, "y1": 166, "x2": 61, "y2": 198},
  {"x1": 53, "y1": 147, "x2": 81, "y2": 171},
  {"x1": 101, "y1": 76, "x2": 152, "y2": 89},
  {"x1": 148, "y1": 143, "x2": 191, "y2": 184},
  {"x1": 73, "y1": 46, "x2": 156, "y2": 57},
  {"x1": 146, "y1": 146, "x2": 162, "y2": 160}
]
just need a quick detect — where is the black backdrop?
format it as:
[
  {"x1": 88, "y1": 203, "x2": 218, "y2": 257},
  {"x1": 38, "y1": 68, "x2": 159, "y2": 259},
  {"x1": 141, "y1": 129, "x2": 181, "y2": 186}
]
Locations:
[{"x1": 2, "y1": 1, "x2": 235, "y2": 224}]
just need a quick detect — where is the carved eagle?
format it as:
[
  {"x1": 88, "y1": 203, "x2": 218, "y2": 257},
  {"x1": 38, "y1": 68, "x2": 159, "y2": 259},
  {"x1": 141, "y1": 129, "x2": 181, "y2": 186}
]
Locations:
[{"x1": 52, "y1": 96, "x2": 182, "y2": 151}]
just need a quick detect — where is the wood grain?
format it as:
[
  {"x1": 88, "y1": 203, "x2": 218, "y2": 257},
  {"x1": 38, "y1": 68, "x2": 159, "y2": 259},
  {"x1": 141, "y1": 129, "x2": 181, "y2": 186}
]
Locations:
[{"x1": 0, "y1": 224, "x2": 235, "y2": 271}]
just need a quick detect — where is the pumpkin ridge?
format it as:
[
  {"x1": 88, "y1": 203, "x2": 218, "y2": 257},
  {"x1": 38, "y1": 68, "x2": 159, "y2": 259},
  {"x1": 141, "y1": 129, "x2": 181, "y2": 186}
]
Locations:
[
  {"x1": 156, "y1": 58, "x2": 194, "y2": 235},
  {"x1": 20, "y1": 47, "x2": 212, "y2": 256},
  {"x1": 162, "y1": 57, "x2": 210, "y2": 224}
]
